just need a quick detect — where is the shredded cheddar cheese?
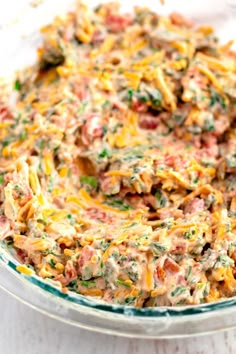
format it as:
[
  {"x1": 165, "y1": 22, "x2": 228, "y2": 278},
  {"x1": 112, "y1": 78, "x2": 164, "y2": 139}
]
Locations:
[{"x1": 0, "y1": 1, "x2": 236, "y2": 308}]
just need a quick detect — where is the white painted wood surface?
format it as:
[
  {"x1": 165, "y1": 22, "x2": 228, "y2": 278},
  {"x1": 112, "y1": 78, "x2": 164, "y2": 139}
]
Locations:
[{"x1": 0, "y1": 289, "x2": 235, "y2": 354}]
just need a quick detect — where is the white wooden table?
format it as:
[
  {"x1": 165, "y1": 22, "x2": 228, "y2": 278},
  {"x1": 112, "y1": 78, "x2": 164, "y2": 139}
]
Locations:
[{"x1": 0, "y1": 289, "x2": 235, "y2": 354}]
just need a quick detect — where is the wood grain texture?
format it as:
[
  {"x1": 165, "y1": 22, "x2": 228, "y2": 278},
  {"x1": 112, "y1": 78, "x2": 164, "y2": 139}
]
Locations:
[{"x1": 0, "y1": 290, "x2": 235, "y2": 354}]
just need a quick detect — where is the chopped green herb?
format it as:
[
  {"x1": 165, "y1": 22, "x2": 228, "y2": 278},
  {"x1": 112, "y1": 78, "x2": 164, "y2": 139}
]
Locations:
[
  {"x1": 203, "y1": 283, "x2": 210, "y2": 297},
  {"x1": 49, "y1": 258, "x2": 56, "y2": 268},
  {"x1": 151, "y1": 242, "x2": 168, "y2": 256},
  {"x1": 38, "y1": 139, "x2": 46, "y2": 150},
  {"x1": 41, "y1": 249, "x2": 55, "y2": 256},
  {"x1": 2, "y1": 138, "x2": 11, "y2": 148},
  {"x1": 6, "y1": 238, "x2": 14, "y2": 246},
  {"x1": 120, "y1": 256, "x2": 128, "y2": 261},
  {"x1": 126, "y1": 222, "x2": 137, "y2": 228},
  {"x1": 116, "y1": 279, "x2": 131, "y2": 288},
  {"x1": 99, "y1": 240, "x2": 109, "y2": 251},
  {"x1": 192, "y1": 176, "x2": 199, "y2": 184},
  {"x1": 67, "y1": 280, "x2": 78, "y2": 291},
  {"x1": 78, "y1": 102, "x2": 88, "y2": 113},
  {"x1": 137, "y1": 91, "x2": 149, "y2": 103},
  {"x1": 37, "y1": 216, "x2": 48, "y2": 226},
  {"x1": 210, "y1": 90, "x2": 227, "y2": 109},
  {"x1": 160, "y1": 219, "x2": 173, "y2": 229},
  {"x1": 14, "y1": 79, "x2": 21, "y2": 91},
  {"x1": 102, "y1": 125, "x2": 108, "y2": 135},
  {"x1": 98, "y1": 148, "x2": 110, "y2": 158},
  {"x1": 173, "y1": 114, "x2": 185, "y2": 126},
  {"x1": 184, "y1": 228, "x2": 195, "y2": 239},
  {"x1": 25, "y1": 105, "x2": 31, "y2": 112},
  {"x1": 102, "y1": 100, "x2": 111, "y2": 109},
  {"x1": 22, "y1": 118, "x2": 30, "y2": 124},
  {"x1": 205, "y1": 194, "x2": 215, "y2": 208},
  {"x1": 80, "y1": 280, "x2": 96, "y2": 288},
  {"x1": 203, "y1": 116, "x2": 215, "y2": 132},
  {"x1": 19, "y1": 130, "x2": 28, "y2": 140},
  {"x1": 82, "y1": 266, "x2": 92, "y2": 280},
  {"x1": 184, "y1": 143, "x2": 192, "y2": 150},
  {"x1": 148, "y1": 88, "x2": 162, "y2": 107},
  {"x1": 47, "y1": 176, "x2": 54, "y2": 193},
  {"x1": 66, "y1": 214, "x2": 75, "y2": 225},
  {"x1": 187, "y1": 266, "x2": 192, "y2": 279},
  {"x1": 127, "y1": 89, "x2": 134, "y2": 101},
  {"x1": 170, "y1": 286, "x2": 188, "y2": 297},
  {"x1": 214, "y1": 255, "x2": 234, "y2": 268},
  {"x1": 155, "y1": 190, "x2": 167, "y2": 208},
  {"x1": 104, "y1": 198, "x2": 132, "y2": 211},
  {"x1": 226, "y1": 154, "x2": 236, "y2": 168},
  {"x1": 123, "y1": 296, "x2": 136, "y2": 304},
  {"x1": 0, "y1": 174, "x2": 4, "y2": 185},
  {"x1": 196, "y1": 282, "x2": 205, "y2": 290},
  {"x1": 80, "y1": 175, "x2": 97, "y2": 188}
]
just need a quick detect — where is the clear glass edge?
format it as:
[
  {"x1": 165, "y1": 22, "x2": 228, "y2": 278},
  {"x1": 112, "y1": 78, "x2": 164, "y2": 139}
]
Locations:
[
  {"x1": 2, "y1": 245, "x2": 236, "y2": 317},
  {"x1": 2, "y1": 247, "x2": 236, "y2": 338}
]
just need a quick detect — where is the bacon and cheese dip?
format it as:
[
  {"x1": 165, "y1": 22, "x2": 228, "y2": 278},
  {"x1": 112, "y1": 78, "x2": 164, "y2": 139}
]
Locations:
[{"x1": 0, "y1": 2, "x2": 236, "y2": 307}]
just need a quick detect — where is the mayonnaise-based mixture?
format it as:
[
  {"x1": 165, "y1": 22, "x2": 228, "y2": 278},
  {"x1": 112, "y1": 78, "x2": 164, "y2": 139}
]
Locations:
[{"x1": 0, "y1": 2, "x2": 236, "y2": 307}]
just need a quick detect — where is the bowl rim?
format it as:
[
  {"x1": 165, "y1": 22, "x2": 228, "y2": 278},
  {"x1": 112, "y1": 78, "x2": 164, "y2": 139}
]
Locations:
[{"x1": 1, "y1": 246, "x2": 236, "y2": 319}]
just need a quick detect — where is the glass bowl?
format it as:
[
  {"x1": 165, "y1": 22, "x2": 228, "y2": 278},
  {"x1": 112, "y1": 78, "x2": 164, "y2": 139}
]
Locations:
[
  {"x1": 0, "y1": 0, "x2": 236, "y2": 339},
  {"x1": 2, "y1": 243, "x2": 236, "y2": 338}
]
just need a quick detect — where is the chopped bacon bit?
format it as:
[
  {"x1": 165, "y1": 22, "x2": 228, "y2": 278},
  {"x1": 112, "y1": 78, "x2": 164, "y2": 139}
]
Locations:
[
  {"x1": 63, "y1": 24, "x2": 75, "y2": 42},
  {"x1": 169, "y1": 12, "x2": 193, "y2": 28},
  {"x1": 156, "y1": 267, "x2": 166, "y2": 282},
  {"x1": 16, "y1": 249, "x2": 28, "y2": 263},
  {"x1": 54, "y1": 274, "x2": 67, "y2": 286},
  {"x1": 164, "y1": 258, "x2": 181, "y2": 273},
  {"x1": 139, "y1": 115, "x2": 159, "y2": 129},
  {"x1": 0, "y1": 215, "x2": 11, "y2": 240},
  {"x1": 81, "y1": 114, "x2": 103, "y2": 145},
  {"x1": 92, "y1": 30, "x2": 106, "y2": 44},
  {"x1": 78, "y1": 245, "x2": 95, "y2": 270},
  {"x1": 164, "y1": 154, "x2": 185, "y2": 168},
  {"x1": 106, "y1": 13, "x2": 133, "y2": 33},
  {"x1": 86, "y1": 207, "x2": 108, "y2": 221},
  {"x1": 65, "y1": 260, "x2": 77, "y2": 282},
  {"x1": 184, "y1": 198, "x2": 205, "y2": 215},
  {"x1": 171, "y1": 241, "x2": 187, "y2": 255},
  {"x1": 131, "y1": 98, "x2": 148, "y2": 113},
  {"x1": 233, "y1": 267, "x2": 236, "y2": 278},
  {"x1": 0, "y1": 105, "x2": 13, "y2": 122},
  {"x1": 60, "y1": 243, "x2": 67, "y2": 251}
]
